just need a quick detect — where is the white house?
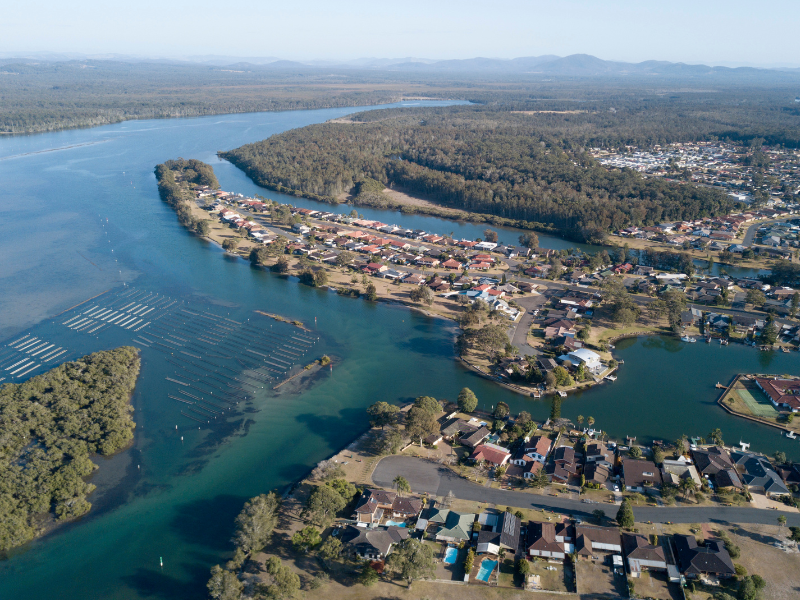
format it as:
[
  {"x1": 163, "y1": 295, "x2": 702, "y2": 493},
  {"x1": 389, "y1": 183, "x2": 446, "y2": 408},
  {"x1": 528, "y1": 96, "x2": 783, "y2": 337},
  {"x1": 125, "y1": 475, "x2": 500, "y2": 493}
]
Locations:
[
  {"x1": 558, "y1": 348, "x2": 603, "y2": 375},
  {"x1": 474, "y1": 241, "x2": 498, "y2": 251}
]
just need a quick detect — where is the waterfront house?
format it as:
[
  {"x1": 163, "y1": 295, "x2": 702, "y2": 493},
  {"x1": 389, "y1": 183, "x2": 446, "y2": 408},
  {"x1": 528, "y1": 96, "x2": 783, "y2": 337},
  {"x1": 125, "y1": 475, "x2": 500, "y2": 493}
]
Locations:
[
  {"x1": 585, "y1": 442, "x2": 614, "y2": 467},
  {"x1": 469, "y1": 443, "x2": 511, "y2": 467},
  {"x1": 661, "y1": 460, "x2": 702, "y2": 487},
  {"x1": 390, "y1": 496, "x2": 423, "y2": 520},
  {"x1": 574, "y1": 524, "x2": 622, "y2": 556},
  {"x1": 673, "y1": 535, "x2": 735, "y2": 579},
  {"x1": 401, "y1": 273, "x2": 425, "y2": 285},
  {"x1": 548, "y1": 447, "x2": 580, "y2": 483},
  {"x1": 731, "y1": 452, "x2": 790, "y2": 497},
  {"x1": 340, "y1": 525, "x2": 409, "y2": 560},
  {"x1": 558, "y1": 348, "x2": 604, "y2": 375},
  {"x1": 460, "y1": 426, "x2": 491, "y2": 448},
  {"x1": 755, "y1": 377, "x2": 800, "y2": 412},
  {"x1": 354, "y1": 489, "x2": 398, "y2": 524},
  {"x1": 510, "y1": 436, "x2": 552, "y2": 466},
  {"x1": 622, "y1": 459, "x2": 662, "y2": 492},
  {"x1": 477, "y1": 511, "x2": 521, "y2": 555},
  {"x1": 691, "y1": 446, "x2": 735, "y2": 476},
  {"x1": 623, "y1": 533, "x2": 667, "y2": 577}
]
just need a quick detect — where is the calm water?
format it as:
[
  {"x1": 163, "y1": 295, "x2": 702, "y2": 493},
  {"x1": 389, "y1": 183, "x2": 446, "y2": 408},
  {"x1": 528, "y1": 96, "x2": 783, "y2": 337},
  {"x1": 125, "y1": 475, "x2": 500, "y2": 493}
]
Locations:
[{"x1": 0, "y1": 106, "x2": 797, "y2": 600}]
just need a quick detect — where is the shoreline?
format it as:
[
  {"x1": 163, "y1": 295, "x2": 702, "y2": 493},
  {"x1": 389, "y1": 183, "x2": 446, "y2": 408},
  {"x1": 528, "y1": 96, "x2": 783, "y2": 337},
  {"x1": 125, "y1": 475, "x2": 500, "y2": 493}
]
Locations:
[{"x1": 717, "y1": 373, "x2": 800, "y2": 435}]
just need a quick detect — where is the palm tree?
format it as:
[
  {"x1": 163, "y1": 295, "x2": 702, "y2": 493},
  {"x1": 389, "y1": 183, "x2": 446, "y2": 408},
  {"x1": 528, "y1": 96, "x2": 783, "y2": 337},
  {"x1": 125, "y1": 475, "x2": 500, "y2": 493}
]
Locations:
[
  {"x1": 679, "y1": 477, "x2": 699, "y2": 500},
  {"x1": 577, "y1": 415, "x2": 584, "y2": 427},
  {"x1": 587, "y1": 416, "x2": 595, "y2": 428},
  {"x1": 393, "y1": 475, "x2": 411, "y2": 496}
]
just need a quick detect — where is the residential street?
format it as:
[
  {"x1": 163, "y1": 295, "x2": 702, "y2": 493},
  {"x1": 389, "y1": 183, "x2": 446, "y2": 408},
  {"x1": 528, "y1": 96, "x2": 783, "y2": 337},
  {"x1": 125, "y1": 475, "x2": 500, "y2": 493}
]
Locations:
[{"x1": 372, "y1": 455, "x2": 800, "y2": 526}]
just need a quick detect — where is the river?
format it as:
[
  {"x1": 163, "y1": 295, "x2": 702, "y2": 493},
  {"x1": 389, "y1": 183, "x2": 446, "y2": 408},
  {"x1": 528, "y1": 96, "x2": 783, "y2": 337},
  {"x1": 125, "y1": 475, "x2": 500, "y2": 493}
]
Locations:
[{"x1": 0, "y1": 104, "x2": 797, "y2": 600}]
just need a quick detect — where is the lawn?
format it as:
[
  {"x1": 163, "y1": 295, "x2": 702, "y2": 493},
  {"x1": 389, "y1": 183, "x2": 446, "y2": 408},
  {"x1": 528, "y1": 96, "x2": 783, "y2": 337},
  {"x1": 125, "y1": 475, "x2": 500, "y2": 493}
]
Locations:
[
  {"x1": 575, "y1": 559, "x2": 625, "y2": 598},
  {"x1": 528, "y1": 558, "x2": 571, "y2": 592},
  {"x1": 735, "y1": 387, "x2": 779, "y2": 418}
]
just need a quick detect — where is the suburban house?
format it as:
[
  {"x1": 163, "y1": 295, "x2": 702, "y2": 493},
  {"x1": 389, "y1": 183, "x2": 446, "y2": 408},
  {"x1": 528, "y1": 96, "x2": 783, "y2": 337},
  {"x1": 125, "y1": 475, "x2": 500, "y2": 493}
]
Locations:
[
  {"x1": 585, "y1": 442, "x2": 614, "y2": 467},
  {"x1": 390, "y1": 497, "x2": 423, "y2": 520},
  {"x1": 353, "y1": 489, "x2": 397, "y2": 524},
  {"x1": 429, "y1": 509, "x2": 475, "y2": 542},
  {"x1": 526, "y1": 521, "x2": 574, "y2": 560},
  {"x1": 584, "y1": 463, "x2": 611, "y2": 485},
  {"x1": 510, "y1": 436, "x2": 552, "y2": 466},
  {"x1": 731, "y1": 452, "x2": 790, "y2": 497},
  {"x1": 460, "y1": 426, "x2": 491, "y2": 448},
  {"x1": 558, "y1": 348, "x2": 604, "y2": 375},
  {"x1": 755, "y1": 377, "x2": 800, "y2": 412},
  {"x1": 476, "y1": 511, "x2": 521, "y2": 555},
  {"x1": 623, "y1": 533, "x2": 667, "y2": 576},
  {"x1": 622, "y1": 459, "x2": 663, "y2": 492},
  {"x1": 340, "y1": 525, "x2": 409, "y2": 560},
  {"x1": 548, "y1": 446, "x2": 580, "y2": 483},
  {"x1": 574, "y1": 524, "x2": 622, "y2": 556},
  {"x1": 661, "y1": 460, "x2": 702, "y2": 486},
  {"x1": 691, "y1": 446, "x2": 735, "y2": 477},
  {"x1": 439, "y1": 417, "x2": 478, "y2": 441},
  {"x1": 673, "y1": 535, "x2": 735, "y2": 579},
  {"x1": 470, "y1": 443, "x2": 511, "y2": 467}
]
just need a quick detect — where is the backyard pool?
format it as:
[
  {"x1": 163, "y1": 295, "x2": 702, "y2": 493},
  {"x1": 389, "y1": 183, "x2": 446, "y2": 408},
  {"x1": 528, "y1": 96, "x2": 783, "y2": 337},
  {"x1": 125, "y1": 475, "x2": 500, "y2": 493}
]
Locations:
[
  {"x1": 385, "y1": 520, "x2": 406, "y2": 527},
  {"x1": 443, "y1": 547, "x2": 458, "y2": 564},
  {"x1": 476, "y1": 559, "x2": 498, "y2": 582}
]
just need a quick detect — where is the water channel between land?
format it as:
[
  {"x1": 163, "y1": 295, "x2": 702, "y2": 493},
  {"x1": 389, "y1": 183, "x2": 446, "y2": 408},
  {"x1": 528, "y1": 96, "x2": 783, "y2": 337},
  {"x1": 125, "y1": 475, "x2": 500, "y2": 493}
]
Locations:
[{"x1": 0, "y1": 103, "x2": 796, "y2": 600}]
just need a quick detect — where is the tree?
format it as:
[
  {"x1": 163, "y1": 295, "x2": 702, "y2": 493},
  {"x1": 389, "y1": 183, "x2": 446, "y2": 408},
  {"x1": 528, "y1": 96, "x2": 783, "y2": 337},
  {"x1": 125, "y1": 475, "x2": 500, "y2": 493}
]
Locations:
[
  {"x1": 746, "y1": 288, "x2": 766, "y2": 306},
  {"x1": 519, "y1": 232, "x2": 539, "y2": 248},
  {"x1": 336, "y1": 250, "x2": 354, "y2": 267},
  {"x1": 385, "y1": 538, "x2": 436, "y2": 587},
  {"x1": 550, "y1": 397, "x2": 562, "y2": 420},
  {"x1": 378, "y1": 426, "x2": 404, "y2": 455},
  {"x1": 414, "y1": 396, "x2": 441, "y2": 415},
  {"x1": 326, "y1": 478, "x2": 358, "y2": 502},
  {"x1": 577, "y1": 326, "x2": 591, "y2": 341},
  {"x1": 737, "y1": 576, "x2": 758, "y2": 600},
  {"x1": 262, "y1": 557, "x2": 301, "y2": 600},
  {"x1": 222, "y1": 238, "x2": 238, "y2": 252},
  {"x1": 291, "y1": 525, "x2": 322, "y2": 553},
  {"x1": 679, "y1": 477, "x2": 699, "y2": 500},
  {"x1": 789, "y1": 526, "x2": 800, "y2": 542},
  {"x1": 302, "y1": 485, "x2": 346, "y2": 528},
  {"x1": 759, "y1": 314, "x2": 778, "y2": 345},
  {"x1": 791, "y1": 292, "x2": 799, "y2": 318},
  {"x1": 709, "y1": 428, "x2": 724, "y2": 446},
  {"x1": 232, "y1": 493, "x2": 280, "y2": 556},
  {"x1": 616, "y1": 499, "x2": 634, "y2": 528},
  {"x1": 310, "y1": 459, "x2": 344, "y2": 481},
  {"x1": 318, "y1": 536, "x2": 342, "y2": 562},
  {"x1": 494, "y1": 401, "x2": 510, "y2": 419},
  {"x1": 409, "y1": 285, "x2": 434, "y2": 306},
  {"x1": 516, "y1": 558, "x2": 530, "y2": 576},
  {"x1": 207, "y1": 565, "x2": 243, "y2": 600},
  {"x1": 652, "y1": 446, "x2": 665, "y2": 466},
  {"x1": 484, "y1": 229, "x2": 498, "y2": 243},
  {"x1": 530, "y1": 469, "x2": 550, "y2": 489},
  {"x1": 577, "y1": 415, "x2": 584, "y2": 427},
  {"x1": 592, "y1": 509, "x2": 606, "y2": 524},
  {"x1": 365, "y1": 282, "x2": 377, "y2": 301},
  {"x1": 774, "y1": 451, "x2": 787, "y2": 464},
  {"x1": 778, "y1": 514, "x2": 787, "y2": 527},
  {"x1": 628, "y1": 446, "x2": 642, "y2": 458},
  {"x1": 271, "y1": 256, "x2": 289, "y2": 273},
  {"x1": 405, "y1": 406, "x2": 439, "y2": 445},
  {"x1": 457, "y1": 387, "x2": 478, "y2": 413},
  {"x1": 358, "y1": 563, "x2": 379, "y2": 587},
  {"x1": 463, "y1": 548, "x2": 476, "y2": 574},
  {"x1": 367, "y1": 401, "x2": 399, "y2": 429},
  {"x1": 197, "y1": 220, "x2": 211, "y2": 236},
  {"x1": 393, "y1": 475, "x2": 411, "y2": 495},
  {"x1": 587, "y1": 416, "x2": 595, "y2": 428}
]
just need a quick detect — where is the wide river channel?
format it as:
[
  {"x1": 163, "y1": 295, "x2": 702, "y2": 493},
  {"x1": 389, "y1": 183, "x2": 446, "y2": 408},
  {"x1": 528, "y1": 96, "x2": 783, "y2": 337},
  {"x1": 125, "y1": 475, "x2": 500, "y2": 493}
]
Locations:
[{"x1": 0, "y1": 103, "x2": 797, "y2": 599}]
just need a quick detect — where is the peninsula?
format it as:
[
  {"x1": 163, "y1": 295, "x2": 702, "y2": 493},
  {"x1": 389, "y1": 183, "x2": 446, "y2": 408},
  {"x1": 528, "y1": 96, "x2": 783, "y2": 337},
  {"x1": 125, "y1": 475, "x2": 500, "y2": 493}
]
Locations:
[{"x1": 0, "y1": 346, "x2": 140, "y2": 551}]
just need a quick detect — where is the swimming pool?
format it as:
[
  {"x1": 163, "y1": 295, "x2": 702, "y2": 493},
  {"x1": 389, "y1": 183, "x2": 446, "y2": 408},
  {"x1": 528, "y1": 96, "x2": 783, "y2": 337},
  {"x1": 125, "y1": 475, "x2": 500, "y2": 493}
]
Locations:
[
  {"x1": 476, "y1": 559, "x2": 498, "y2": 582},
  {"x1": 443, "y1": 547, "x2": 458, "y2": 564},
  {"x1": 385, "y1": 520, "x2": 406, "y2": 527}
]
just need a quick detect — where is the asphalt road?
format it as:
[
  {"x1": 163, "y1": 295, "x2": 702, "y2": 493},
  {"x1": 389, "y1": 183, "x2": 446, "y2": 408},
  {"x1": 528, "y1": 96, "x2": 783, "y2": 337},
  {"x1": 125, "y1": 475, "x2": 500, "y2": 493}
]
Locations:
[{"x1": 373, "y1": 455, "x2": 800, "y2": 526}]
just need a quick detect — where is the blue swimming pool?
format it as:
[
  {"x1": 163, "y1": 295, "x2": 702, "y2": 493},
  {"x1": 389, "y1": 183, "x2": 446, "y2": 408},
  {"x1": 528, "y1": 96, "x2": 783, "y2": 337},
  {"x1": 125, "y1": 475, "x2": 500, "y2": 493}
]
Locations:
[
  {"x1": 443, "y1": 547, "x2": 458, "y2": 564},
  {"x1": 476, "y1": 559, "x2": 498, "y2": 582},
  {"x1": 385, "y1": 520, "x2": 406, "y2": 527}
]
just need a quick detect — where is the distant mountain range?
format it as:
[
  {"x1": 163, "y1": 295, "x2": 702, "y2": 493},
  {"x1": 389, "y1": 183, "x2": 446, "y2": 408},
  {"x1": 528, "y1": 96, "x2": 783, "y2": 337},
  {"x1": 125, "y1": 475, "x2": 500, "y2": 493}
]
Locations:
[{"x1": 2, "y1": 52, "x2": 799, "y2": 79}]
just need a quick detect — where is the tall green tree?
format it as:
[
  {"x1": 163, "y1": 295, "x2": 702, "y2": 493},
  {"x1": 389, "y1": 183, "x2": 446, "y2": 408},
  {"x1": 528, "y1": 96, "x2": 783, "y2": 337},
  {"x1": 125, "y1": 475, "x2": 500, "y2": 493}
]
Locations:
[
  {"x1": 616, "y1": 499, "x2": 634, "y2": 528},
  {"x1": 302, "y1": 485, "x2": 346, "y2": 528},
  {"x1": 385, "y1": 539, "x2": 436, "y2": 587},
  {"x1": 232, "y1": 493, "x2": 280, "y2": 556},
  {"x1": 367, "y1": 401, "x2": 399, "y2": 429},
  {"x1": 207, "y1": 565, "x2": 243, "y2": 600},
  {"x1": 457, "y1": 387, "x2": 479, "y2": 413}
]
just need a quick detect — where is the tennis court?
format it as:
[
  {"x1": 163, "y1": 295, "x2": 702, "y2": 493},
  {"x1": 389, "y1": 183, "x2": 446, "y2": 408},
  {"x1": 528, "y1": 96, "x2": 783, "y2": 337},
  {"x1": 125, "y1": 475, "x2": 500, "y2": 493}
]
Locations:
[{"x1": 736, "y1": 387, "x2": 779, "y2": 418}]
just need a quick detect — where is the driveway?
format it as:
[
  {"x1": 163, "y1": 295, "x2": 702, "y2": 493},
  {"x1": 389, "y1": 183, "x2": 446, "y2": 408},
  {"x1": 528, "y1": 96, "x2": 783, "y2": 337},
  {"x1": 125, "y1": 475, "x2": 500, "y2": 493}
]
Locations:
[
  {"x1": 372, "y1": 455, "x2": 800, "y2": 526},
  {"x1": 509, "y1": 294, "x2": 547, "y2": 356}
]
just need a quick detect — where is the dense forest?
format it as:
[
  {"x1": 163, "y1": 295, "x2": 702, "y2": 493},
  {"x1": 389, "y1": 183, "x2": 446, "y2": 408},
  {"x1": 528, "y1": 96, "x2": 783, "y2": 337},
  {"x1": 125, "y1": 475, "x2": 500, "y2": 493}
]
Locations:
[
  {"x1": 0, "y1": 347, "x2": 140, "y2": 551},
  {"x1": 155, "y1": 158, "x2": 219, "y2": 234},
  {"x1": 220, "y1": 105, "x2": 750, "y2": 240}
]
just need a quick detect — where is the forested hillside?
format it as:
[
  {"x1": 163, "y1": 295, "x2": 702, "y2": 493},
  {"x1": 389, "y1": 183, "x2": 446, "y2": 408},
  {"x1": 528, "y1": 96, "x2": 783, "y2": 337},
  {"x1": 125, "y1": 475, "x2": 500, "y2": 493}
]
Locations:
[
  {"x1": 220, "y1": 105, "x2": 746, "y2": 240},
  {"x1": 0, "y1": 347, "x2": 140, "y2": 551}
]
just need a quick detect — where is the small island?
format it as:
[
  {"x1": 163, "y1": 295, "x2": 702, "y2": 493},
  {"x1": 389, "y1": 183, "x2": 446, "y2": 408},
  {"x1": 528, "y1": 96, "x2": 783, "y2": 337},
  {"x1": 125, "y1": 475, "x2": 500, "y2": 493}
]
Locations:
[{"x1": 0, "y1": 346, "x2": 140, "y2": 551}]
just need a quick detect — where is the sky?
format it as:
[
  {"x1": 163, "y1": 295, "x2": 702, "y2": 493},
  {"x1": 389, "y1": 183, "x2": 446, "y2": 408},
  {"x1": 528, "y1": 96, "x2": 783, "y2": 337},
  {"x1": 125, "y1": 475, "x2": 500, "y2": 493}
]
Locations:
[{"x1": 3, "y1": 0, "x2": 799, "y2": 67}]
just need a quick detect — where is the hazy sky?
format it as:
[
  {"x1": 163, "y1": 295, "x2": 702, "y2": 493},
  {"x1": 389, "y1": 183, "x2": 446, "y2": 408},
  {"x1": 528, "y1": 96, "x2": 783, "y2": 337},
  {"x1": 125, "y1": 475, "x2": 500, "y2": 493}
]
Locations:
[{"x1": 3, "y1": 0, "x2": 798, "y2": 67}]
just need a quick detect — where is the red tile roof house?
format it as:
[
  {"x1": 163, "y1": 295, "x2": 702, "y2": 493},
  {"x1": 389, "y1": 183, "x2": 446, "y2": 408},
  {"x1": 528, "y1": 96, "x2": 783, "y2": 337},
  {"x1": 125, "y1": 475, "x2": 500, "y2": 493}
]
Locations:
[
  {"x1": 362, "y1": 263, "x2": 387, "y2": 275},
  {"x1": 441, "y1": 258, "x2": 462, "y2": 270},
  {"x1": 622, "y1": 459, "x2": 663, "y2": 493},
  {"x1": 755, "y1": 377, "x2": 800, "y2": 412},
  {"x1": 469, "y1": 443, "x2": 511, "y2": 467}
]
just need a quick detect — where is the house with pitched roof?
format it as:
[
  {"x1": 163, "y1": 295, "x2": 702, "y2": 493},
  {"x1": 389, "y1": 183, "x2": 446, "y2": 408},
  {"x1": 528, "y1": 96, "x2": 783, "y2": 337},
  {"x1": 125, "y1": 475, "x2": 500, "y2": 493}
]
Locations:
[
  {"x1": 585, "y1": 442, "x2": 614, "y2": 467},
  {"x1": 477, "y1": 511, "x2": 521, "y2": 555},
  {"x1": 353, "y1": 489, "x2": 397, "y2": 524},
  {"x1": 623, "y1": 533, "x2": 667, "y2": 576},
  {"x1": 584, "y1": 463, "x2": 611, "y2": 486},
  {"x1": 340, "y1": 525, "x2": 409, "y2": 560},
  {"x1": 731, "y1": 452, "x2": 790, "y2": 497},
  {"x1": 755, "y1": 377, "x2": 800, "y2": 412},
  {"x1": 548, "y1": 446, "x2": 580, "y2": 483},
  {"x1": 510, "y1": 436, "x2": 552, "y2": 466},
  {"x1": 673, "y1": 535, "x2": 735, "y2": 579},
  {"x1": 526, "y1": 522, "x2": 569, "y2": 560},
  {"x1": 622, "y1": 459, "x2": 663, "y2": 492},
  {"x1": 574, "y1": 524, "x2": 622, "y2": 556},
  {"x1": 470, "y1": 443, "x2": 511, "y2": 467},
  {"x1": 460, "y1": 426, "x2": 491, "y2": 448},
  {"x1": 429, "y1": 509, "x2": 475, "y2": 542}
]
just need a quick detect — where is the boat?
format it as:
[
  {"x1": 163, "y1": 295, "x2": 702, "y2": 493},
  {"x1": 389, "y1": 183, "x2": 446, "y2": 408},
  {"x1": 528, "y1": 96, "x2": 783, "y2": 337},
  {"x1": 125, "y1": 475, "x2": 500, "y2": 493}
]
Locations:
[
  {"x1": 781, "y1": 347, "x2": 790, "y2": 353},
  {"x1": 787, "y1": 431, "x2": 797, "y2": 440},
  {"x1": 557, "y1": 391, "x2": 567, "y2": 398},
  {"x1": 681, "y1": 336, "x2": 696, "y2": 343},
  {"x1": 605, "y1": 375, "x2": 617, "y2": 382},
  {"x1": 720, "y1": 339, "x2": 729, "y2": 346}
]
